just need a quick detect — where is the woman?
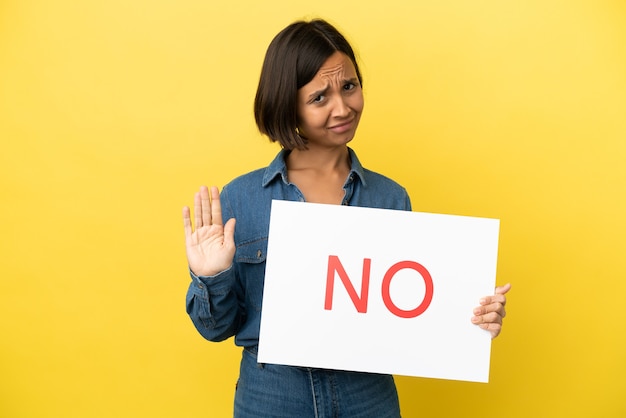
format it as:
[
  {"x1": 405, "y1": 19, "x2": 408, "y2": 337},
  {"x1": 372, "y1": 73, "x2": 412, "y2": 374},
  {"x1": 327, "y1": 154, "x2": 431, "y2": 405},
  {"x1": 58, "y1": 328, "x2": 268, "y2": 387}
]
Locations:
[{"x1": 183, "y1": 19, "x2": 510, "y2": 417}]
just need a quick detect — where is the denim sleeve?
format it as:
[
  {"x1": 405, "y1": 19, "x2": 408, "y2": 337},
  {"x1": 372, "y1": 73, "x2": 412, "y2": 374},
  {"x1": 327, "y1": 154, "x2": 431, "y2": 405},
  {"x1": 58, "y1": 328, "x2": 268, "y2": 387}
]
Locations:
[
  {"x1": 404, "y1": 192, "x2": 412, "y2": 211},
  {"x1": 185, "y1": 265, "x2": 243, "y2": 342}
]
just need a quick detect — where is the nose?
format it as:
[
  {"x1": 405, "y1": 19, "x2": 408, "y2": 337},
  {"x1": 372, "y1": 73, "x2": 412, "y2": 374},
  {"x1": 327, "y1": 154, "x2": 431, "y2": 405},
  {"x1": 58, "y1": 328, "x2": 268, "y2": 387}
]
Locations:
[{"x1": 331, "y1": 95, "x2": 350, "y2": 118}]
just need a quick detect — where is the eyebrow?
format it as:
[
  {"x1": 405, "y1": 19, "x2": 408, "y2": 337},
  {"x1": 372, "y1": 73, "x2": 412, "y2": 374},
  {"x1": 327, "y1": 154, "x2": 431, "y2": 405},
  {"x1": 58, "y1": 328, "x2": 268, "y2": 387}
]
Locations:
[{"x1": 307, "y1": 77, "x2": 359, "y2": 101}]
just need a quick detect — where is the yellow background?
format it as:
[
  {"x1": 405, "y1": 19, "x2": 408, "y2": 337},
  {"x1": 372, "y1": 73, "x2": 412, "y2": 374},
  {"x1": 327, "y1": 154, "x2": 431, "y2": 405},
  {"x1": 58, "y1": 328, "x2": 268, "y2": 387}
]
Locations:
[{"x1": 1, "y1": 0, "x2": 625, "y2": 417}]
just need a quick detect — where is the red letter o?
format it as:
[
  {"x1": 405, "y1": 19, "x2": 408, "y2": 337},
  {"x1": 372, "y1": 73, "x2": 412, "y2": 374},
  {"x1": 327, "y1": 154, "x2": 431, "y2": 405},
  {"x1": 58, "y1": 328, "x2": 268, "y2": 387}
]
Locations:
[{"x1": 381, "y1": 261, "x2": 434, "y2": 318}]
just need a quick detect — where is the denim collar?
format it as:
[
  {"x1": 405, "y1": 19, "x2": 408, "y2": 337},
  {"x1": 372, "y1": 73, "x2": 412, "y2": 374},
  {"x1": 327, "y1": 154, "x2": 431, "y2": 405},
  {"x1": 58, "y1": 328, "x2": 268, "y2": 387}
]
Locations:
[{"x1": 261, "y1": 147, "x2": 367, "y2": 188}]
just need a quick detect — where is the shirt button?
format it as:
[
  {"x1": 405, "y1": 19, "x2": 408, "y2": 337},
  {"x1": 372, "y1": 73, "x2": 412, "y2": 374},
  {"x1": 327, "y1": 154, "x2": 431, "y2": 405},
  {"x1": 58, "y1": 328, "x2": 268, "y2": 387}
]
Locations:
[{"x1": 257, "y1": 250, "x2": 262, "y2": 258}]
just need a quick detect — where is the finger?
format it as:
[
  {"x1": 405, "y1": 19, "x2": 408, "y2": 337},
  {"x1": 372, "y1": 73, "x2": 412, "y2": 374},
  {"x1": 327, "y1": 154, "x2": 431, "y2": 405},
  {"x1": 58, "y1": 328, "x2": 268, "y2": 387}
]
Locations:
[
  {"x1": 482, "y1": 311, "x2": 503, "y2": 325},
  {"x1": 183, "y1": 206, "x2": 193, "y2": 239},
  {"x1": 210, "y1": 186, "x2": 223, "y2": 226},
  {"x1": 475, "y1": 299, "x2": 506, "y2": 314},
  {"x1": 194, "y1": 191, "x2": 202, "y2": 228},
  {"x1": 479, "y1": 292, "x2": 508, "y2": 307},
  {"x1": 481, "y1": 284, "x2": 511, "y2": 312},
  {"x1": 200, "y1": 185, "x2": 212, "y2": 226},
  {"x1": 472, "y1": 311, "x2": 503, "y2": 326}
]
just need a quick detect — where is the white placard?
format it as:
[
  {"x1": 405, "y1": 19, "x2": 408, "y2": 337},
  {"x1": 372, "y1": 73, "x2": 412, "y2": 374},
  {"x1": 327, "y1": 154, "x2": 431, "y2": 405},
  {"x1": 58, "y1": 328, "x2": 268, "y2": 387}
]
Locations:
[{"x1": 258, "y1": 200, "x2": 499, "y2": 383}]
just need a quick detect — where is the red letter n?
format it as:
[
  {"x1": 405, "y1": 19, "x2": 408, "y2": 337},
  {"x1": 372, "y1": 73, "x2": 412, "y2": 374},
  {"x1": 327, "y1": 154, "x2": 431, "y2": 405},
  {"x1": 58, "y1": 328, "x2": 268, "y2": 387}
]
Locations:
[{"x1": 324, "y1": 255, "x2": 371, "y2": 313}]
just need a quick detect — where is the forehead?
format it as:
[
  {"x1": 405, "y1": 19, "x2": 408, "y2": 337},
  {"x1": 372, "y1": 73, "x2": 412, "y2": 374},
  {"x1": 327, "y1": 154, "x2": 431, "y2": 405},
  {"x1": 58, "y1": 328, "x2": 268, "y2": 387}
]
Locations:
[{"x1": 314, "y1": 52, "x2": 357, "y2": 80}]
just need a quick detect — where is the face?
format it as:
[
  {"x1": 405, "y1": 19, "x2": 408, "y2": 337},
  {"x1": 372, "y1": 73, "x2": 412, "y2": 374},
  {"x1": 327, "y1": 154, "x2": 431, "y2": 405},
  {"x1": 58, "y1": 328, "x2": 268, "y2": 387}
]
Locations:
[{"x1": 296, "y1": 51, "x2": 364, "y2": 149}]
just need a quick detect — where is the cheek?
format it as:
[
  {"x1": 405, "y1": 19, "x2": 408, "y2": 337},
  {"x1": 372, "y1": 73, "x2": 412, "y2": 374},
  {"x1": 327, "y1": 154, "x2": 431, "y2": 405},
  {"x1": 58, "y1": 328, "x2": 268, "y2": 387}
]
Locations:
[
  {"x1": 343, "y1": 90, "x2": 364, "y2": 116},
  {"x1": 299, "y1": 109, "x2": 326, "y2": 130},
  {"x1": 351, "y1": 93, "x2": 364, "y2": 113}
]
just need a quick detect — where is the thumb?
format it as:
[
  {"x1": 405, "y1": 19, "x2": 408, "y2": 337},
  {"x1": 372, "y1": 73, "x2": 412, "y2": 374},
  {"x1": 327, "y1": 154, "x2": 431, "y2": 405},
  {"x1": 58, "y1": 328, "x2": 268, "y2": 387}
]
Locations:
[
  {"x1": 495, "y1": 283, "x2": 512, "y2": 295},
  {"x1": 224, "y1": 218, "x2": 236, "y2": 245}
]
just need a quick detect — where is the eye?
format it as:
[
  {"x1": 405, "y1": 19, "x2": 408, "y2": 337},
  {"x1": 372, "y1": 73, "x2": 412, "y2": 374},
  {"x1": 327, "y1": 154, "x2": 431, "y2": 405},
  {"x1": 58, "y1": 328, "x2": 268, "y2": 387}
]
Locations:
[
  {"x1": 343, "y1": 82, "x2": 356, "y2": 91},
  {"x1": 313, "y1": 94, "x2": 325, "y2": 103}
]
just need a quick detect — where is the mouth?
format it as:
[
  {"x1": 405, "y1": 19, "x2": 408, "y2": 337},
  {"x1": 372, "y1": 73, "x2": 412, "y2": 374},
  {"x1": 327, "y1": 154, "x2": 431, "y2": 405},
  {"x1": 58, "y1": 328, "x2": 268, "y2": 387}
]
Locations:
[{"x1": 328, "y1": 119, "x2": 354, "y2": 134}]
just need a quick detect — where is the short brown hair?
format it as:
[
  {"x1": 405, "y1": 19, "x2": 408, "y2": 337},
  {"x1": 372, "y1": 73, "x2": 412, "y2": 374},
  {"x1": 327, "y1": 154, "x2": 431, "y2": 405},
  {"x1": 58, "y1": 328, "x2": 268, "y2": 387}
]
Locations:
[{"x1": 254, "y1": 19, "x2": 363, "y2": 150}]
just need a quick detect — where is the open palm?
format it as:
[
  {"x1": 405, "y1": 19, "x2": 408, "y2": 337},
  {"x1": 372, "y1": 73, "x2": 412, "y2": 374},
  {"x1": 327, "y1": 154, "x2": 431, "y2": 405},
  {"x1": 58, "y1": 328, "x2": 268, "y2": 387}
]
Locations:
[{"x1": 183, "y1": 186, "x2": 236, "y2": 277}]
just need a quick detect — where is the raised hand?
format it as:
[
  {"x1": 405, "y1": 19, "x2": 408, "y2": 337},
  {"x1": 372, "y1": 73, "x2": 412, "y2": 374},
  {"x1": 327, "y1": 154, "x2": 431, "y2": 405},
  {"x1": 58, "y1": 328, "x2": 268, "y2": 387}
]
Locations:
[
  {"x1": 471, "y1": 283, "x2": 511, "y2": 339},
  {"x1": 183, "y1": 186, "x2": 236, "y2": 277}
]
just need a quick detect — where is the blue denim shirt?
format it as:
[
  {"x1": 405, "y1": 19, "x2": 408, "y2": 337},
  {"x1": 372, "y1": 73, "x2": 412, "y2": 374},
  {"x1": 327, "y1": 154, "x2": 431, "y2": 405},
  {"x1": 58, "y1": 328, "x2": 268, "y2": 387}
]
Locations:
[{"x1": 186, "y1": 147, "x2": 412, "y2": 348}]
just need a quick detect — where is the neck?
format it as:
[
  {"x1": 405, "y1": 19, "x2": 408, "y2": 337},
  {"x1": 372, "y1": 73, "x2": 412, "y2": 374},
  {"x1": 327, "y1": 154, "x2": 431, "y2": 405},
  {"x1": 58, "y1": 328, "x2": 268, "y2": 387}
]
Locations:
[{"x1": 286, "y1": 145, "x2": 350, "y2": 173}]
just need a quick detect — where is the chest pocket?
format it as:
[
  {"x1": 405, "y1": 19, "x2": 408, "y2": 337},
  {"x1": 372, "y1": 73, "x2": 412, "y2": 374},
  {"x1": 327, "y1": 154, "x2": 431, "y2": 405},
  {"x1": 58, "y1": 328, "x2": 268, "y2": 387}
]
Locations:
[{"x1": 235, "y1": 237, "x2": 268, "y2": 311}]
